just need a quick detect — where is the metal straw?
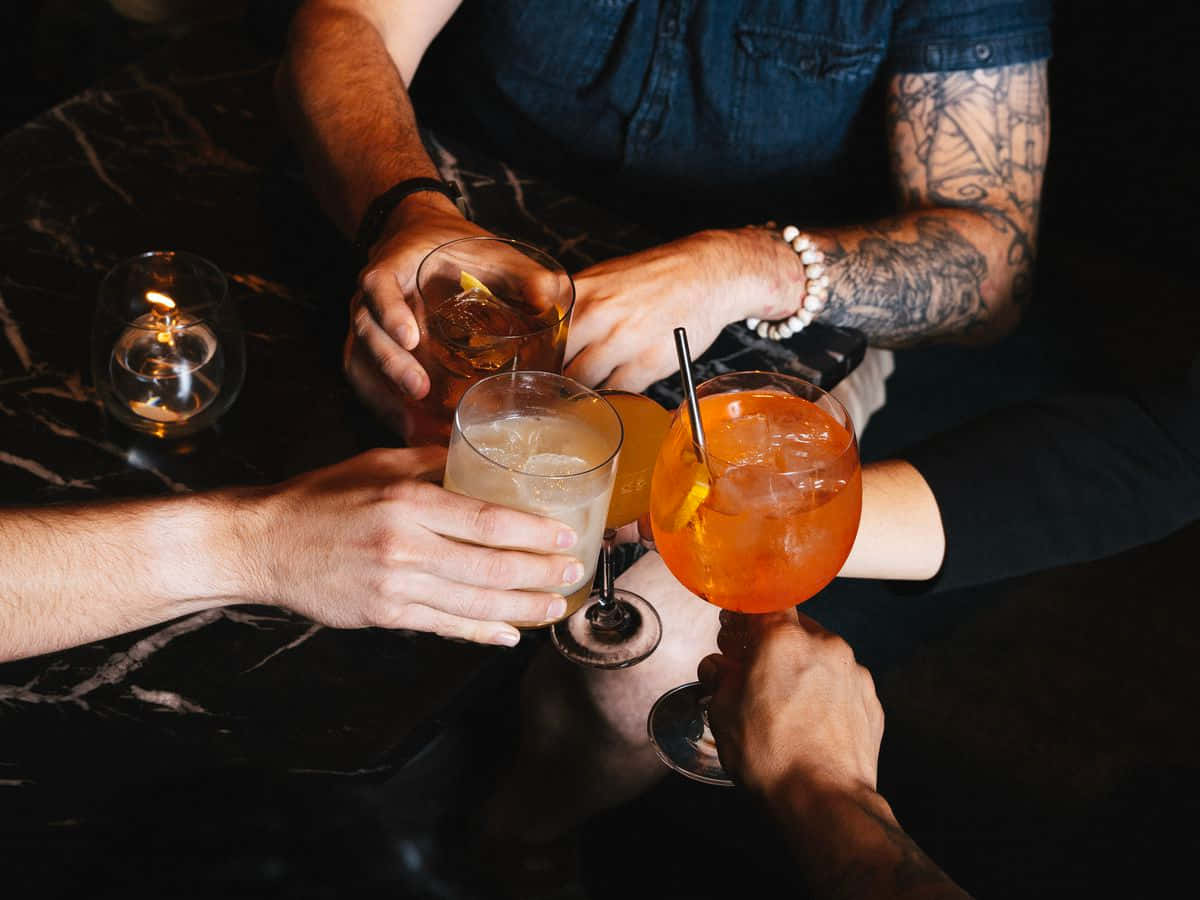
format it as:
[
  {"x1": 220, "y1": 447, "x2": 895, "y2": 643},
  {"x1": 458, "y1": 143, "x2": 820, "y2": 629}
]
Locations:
[{"x1": 673, "y1": 327, "x2": 708, "y2": 465}]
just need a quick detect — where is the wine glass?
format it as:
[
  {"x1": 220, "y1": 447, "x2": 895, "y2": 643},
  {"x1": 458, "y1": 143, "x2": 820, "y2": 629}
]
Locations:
[
  {"x1": 550, "y1": 389, "x2": 671, "y2": 668},
  {"x1": 646, "y1": 370, "x2": 862, "y2": 785}
]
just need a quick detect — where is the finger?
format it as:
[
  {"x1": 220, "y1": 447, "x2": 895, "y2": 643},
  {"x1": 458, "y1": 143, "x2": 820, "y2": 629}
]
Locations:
[
  {"x1": 360, "y1": 271, "x2": 419, "y2": 350},
  {"x1": 415, "y1": 576, "x2": 570, "y2": 625},
  {"x1": 610, "y1": 521, "x2": 640, "y2": 545},
  {"x1": 424, "y1": 535, "x2": 586, "y2": 592},
  {"x1": 603, "y1": 361, "x2": 654, "y2": 393},
  {"x1": 565, "y1": 341, "x2": 620, "y2": 389},
  {"x1": 376, "y1": 601, "x2": 522, "y2": 647},
  {"x1": 369, "y1": 445, "x2": 448, "y2": 481},
  {"x1": 637, "y1": 512, "x2": 656, "y2": 551},
  {"x1": 697, "y1": 652, "x2": 738, "y2": 691},
  {"x1": 562, "y1": 283, "x2": 606, "y2": 363},
  {"x1": 344, "y1": 342, "x2": 412, "y2": 434},
  {"x1": 393, "y1": 480, "x2": 577, "y2": 553},
  {"x1": 716, "y1": 613, "x2": 756, "y2": 659},
  {"x1": 352, "y1": 306, "x2": 429, "y2": 398}
]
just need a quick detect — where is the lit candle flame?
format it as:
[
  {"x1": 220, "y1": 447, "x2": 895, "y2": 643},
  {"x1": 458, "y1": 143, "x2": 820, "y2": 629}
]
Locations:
[
  {"x1": 146, "y1": 291, "x2": 177, "y2": 344},
  {"x1": 146, "y1": 291, "x2": 177, "y2": 313}
]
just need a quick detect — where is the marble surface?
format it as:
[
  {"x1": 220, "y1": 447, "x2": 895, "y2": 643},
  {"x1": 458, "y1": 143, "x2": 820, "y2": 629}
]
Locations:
[{"x1": 0, "y1": 22, "x2": 863, "y2": 824}]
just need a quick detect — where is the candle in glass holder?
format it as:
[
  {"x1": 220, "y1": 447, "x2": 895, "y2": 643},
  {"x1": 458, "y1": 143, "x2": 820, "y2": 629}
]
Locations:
[{"x1": 109, "y1": 290, "x2": 224, "y2": 425}]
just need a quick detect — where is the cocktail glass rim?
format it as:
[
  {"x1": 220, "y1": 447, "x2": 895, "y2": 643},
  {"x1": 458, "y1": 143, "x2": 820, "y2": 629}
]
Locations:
[
  {"x1": 415, "y1": 235, "x2": 576, "y2": 347},
  {"x1": 682, "y1": 370, "x2": 858, "y2": 476},
  {"x1": 454, "y1": 371, "x2": 623, "y2": 479}
]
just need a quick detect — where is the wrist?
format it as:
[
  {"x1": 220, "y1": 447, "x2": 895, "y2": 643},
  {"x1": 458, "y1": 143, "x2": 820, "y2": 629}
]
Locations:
[
  {"x1": 163, "y1": 488, "x2": 275, "y2": 608},
  {"x1": 729, "y1": 225, "x2": 807, "y2": 322}
]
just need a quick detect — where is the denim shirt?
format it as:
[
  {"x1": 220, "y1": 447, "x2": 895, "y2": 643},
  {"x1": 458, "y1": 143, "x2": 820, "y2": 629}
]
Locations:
[{"x1": 420, "y1": 0, "x2": 1051, "y2": 231}]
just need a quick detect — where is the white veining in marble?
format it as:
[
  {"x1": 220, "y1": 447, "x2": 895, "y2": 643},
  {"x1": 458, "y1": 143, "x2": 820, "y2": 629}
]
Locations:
[
  {"x1": 129, "y1": 66, "x2": 256, "y2": 175},
  {"x1": 243, "y1": 623, "x2": 323, "y2": 674},
  {"x1": 500, "y1": 163, "x2": 596, "y2": 267},
  {"x1": 0, "y1": 288, "x2": 34, "y2": 372},
  {"x1": 50, "y1": 106, "x2": 134, "y2": 206},
  {"x1": 129, "y1": 685, "x2": 210, "y2": 714},
  {"x1": 0, "y1": 450, "x2": 96, "y2": 490}
]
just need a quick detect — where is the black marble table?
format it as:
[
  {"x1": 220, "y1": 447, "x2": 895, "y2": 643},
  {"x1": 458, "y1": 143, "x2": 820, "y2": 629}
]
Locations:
[{"x1": 0, "y1": 20, "x2": 863, "y2": 848}]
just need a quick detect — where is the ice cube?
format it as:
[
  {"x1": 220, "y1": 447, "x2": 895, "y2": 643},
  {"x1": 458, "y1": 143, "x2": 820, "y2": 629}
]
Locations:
[{"x1": 524, "y1": 452, "x2": 590, "y2": 477}]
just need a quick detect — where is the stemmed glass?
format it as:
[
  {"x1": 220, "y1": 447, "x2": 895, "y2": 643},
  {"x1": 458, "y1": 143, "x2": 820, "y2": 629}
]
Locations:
[
  {"x1": 646, "y1": 361, "x2": 862, "y2": 785},
  {"x1": 551, "y1": 389, "x2": 671, "y2": 668}
]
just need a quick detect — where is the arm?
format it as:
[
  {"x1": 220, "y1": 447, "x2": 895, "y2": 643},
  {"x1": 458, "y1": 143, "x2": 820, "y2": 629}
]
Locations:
[
  {"x1": 564, "y1": 62, "x2": 1049, "y2": 389},
  {"x1": 277, "y1": 0, "x2": 494, "y2": 430},
  {"x1": 836, "y1": 362, "x2": 1200, "y2": 588},
  {"x1": 819, "y1": 63, "x2": 1049, "y2": 346},
  {"x1": 275, "y1": 0, "x2": 461, "y2": 235},
  {"x1": 0, "y1": 447, "x2": 584, "y2": 662},
  {"x1": 702, "y1": 611, "x2": 973, "y2": 900}
]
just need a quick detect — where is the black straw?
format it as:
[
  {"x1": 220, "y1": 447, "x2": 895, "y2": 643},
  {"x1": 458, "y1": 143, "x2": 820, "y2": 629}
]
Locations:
[{"x1": 673, "y1": 327, "x2": 708, "y2": 464}]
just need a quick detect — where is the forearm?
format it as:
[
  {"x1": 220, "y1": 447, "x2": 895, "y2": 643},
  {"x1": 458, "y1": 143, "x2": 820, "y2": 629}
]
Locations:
[
  {"x1": 0, "y1": 492, "x2": 258, "y2": 662},
  {"x1": 275, "y1": 1, "x2": 450, "y2": 237},
  {"x1": 771, "y1": 779, "x2": 972, "y2": 900},
  {"x1": 742, "y1": 206, "x2": 1030, "y2": 347},
  {"x1": 839, "y1": 460, "x2": 944, "y2": 581}
]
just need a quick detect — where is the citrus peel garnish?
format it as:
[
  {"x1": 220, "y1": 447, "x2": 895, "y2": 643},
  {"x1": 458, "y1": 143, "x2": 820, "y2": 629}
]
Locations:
[
  {"x1": 459, "y1": 270, "x2": 494, "y2": 296},
  {"x1": 666, "y1": 461, "x2": 711, "y2": 532}
]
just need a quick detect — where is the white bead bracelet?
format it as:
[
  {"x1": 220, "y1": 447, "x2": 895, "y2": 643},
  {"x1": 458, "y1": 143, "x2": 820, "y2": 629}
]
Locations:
[{"x1": 745, "y1": 225, "x2": 829, "y2": 340}]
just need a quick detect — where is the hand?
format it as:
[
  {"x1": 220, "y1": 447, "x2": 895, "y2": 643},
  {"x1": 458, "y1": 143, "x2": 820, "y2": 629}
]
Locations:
[
  {"x1": 240, "y1": 446, "x2": 585, "y2": 646},
  {"x1": 699, "y1": 609, "x2": 883, "y2": 799},
  {"x1": 344, "y1": 197, "x2": 495, "y2": 433},
  {"x1": 564, "y1": 228, "x2": 802, "y2": 391}
]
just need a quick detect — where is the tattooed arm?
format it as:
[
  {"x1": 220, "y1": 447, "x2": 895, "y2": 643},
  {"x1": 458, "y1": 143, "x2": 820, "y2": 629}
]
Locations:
[
  {"x1": 815, "y1": 62, "x2": 1050, "y2": 346},
  {"x1": 703, "y1": 611, "x2": 973, "y2": 900},
  {"x1": 562, "y1": 62, "x2": 1048, "y2": 389}
]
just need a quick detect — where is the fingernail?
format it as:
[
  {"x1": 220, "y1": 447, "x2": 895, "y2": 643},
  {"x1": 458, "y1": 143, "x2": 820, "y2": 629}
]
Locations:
[
  {"x1": 556, "y1": 529, "x2": 577, "y2": 549},
  {"x1": 561, "y1": 562, "x2": 585, "y2": 586},
  {"x1": 492, "y1": 630, "x2": 520, "y2": 647},
  {"x1": 547, "y1": 598, "x2": 567, "y2": 619},
  {"x1": 402, "y1": 370, "x2": 423, "y2": 395}
]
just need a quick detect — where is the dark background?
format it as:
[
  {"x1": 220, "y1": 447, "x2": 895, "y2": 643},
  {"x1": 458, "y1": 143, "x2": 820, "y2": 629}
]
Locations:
[{"x1": 1, "y1": 2, "x2": 1197, "y2": 899}]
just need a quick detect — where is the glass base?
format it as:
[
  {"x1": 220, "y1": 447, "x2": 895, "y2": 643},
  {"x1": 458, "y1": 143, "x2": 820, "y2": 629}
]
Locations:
[
  {"x1": 647, "y1": 682, "x2": 733, "y2": 787},
  {"x1": 549, "y1": 588, "x2": 662, "y2": 669}
]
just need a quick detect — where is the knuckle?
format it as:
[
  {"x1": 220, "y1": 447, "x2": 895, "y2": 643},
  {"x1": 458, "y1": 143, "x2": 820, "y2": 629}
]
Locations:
[
  {"x1": 377, "y1": 353, "x2": 409, "y2": 383},
  {"x1": 371, "y1": 599, "x2": 409, "y2": 629},
  {"x1": 469, "y1": 503, "x2": 502, "y2": 543},
  {"x1": 481, "y1": 552, "x2": 516, "y2": 587}
]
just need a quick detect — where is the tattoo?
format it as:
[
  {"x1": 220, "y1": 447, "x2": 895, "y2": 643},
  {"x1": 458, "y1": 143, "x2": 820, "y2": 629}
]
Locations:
[
  {"x1": 826, "y1": 63, "x2": 1048, "y2": 343},
  {"x1": 823, "y1": 217, "x2": 989, "y2": 345}
]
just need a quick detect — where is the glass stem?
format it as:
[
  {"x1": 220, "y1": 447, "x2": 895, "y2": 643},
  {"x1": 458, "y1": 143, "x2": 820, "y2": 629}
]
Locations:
[{"x1": 597, "y1": 528, "x2": 617, "y2": 608}]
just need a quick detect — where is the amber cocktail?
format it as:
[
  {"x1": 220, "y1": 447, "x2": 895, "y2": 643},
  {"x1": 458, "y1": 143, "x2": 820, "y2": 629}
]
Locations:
[{"x1": 403, "y1": 237, "x2": 574, "y2": 446}]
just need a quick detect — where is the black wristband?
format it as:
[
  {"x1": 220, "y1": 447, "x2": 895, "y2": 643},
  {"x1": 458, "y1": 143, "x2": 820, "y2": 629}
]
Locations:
[{"x1": 354, "y1": 178, "x2": 466, "y2": 255}]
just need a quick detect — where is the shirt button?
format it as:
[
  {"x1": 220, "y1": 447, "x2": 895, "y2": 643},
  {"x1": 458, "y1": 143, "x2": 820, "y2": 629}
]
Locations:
[{"x1": 974, "y1": 42, "x2": 992, "y2": 61}]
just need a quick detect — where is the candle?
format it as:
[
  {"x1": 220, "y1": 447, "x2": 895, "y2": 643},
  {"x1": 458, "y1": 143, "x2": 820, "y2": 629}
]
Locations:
[{"x1": 109, "y1": 290, "x2": 224, "y2": 425}]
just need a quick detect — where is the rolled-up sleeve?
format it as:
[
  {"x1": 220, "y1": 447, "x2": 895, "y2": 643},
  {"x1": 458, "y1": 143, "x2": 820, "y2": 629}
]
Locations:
[
  {"x1": 898, "y1": 357, "x2": 1200, "y2": 594},
  {"x1": 889, "y1": 0, "x2": 1053, "y2": 72}
]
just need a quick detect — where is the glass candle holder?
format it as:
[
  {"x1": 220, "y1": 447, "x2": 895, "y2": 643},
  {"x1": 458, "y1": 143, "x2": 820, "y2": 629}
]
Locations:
[{"x1": 92, "y1": 251, "x2": 245, "y2": 438}]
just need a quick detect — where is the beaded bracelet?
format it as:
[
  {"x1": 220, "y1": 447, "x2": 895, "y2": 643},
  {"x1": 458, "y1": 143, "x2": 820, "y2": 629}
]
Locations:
[{"x1": 745, "y1": 225, "x2": 830, "y2": 340}]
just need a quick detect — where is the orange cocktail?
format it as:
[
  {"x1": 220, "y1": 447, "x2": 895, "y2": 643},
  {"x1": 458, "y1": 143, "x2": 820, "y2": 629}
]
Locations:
[
  {"x1": 550, "y1": 390, "x2": 672, "y2": 669},
  {"x1": 650, "y1": 376, "x2": 862, "y2": 613},
  {"x1": 602, "y1": 390, "x2": 673, "y2": 530}
]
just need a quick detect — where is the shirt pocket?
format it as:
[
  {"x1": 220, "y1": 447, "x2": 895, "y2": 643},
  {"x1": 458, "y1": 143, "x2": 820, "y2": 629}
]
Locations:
[
  {"x1": 731, "y1": 22, "x2": 884, "y2": 167},
  {"x1": 481, "y1": 0, "x2": 637, "y2": 91}
]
